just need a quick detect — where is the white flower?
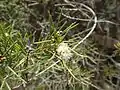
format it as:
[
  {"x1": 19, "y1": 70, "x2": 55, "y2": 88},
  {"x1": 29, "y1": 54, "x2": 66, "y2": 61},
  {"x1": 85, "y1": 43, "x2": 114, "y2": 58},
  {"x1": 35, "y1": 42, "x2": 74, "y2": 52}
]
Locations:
[{"x1": 56, "y1": 42, "x2": 73, "y2": 60}]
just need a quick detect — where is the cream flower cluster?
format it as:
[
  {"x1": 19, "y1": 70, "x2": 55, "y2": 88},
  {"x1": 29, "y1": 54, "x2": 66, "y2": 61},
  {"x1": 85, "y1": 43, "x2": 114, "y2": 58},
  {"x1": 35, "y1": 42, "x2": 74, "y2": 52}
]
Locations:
[{"x1": 56, "y1": 42, "x2": 73, "y2": 60}]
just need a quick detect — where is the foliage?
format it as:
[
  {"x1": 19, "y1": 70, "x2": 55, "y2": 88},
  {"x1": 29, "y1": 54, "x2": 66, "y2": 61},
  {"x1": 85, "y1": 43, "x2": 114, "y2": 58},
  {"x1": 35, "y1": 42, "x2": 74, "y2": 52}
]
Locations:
[{"x1": 0, "y1": 0, "x2": 120, "y2": 90}]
